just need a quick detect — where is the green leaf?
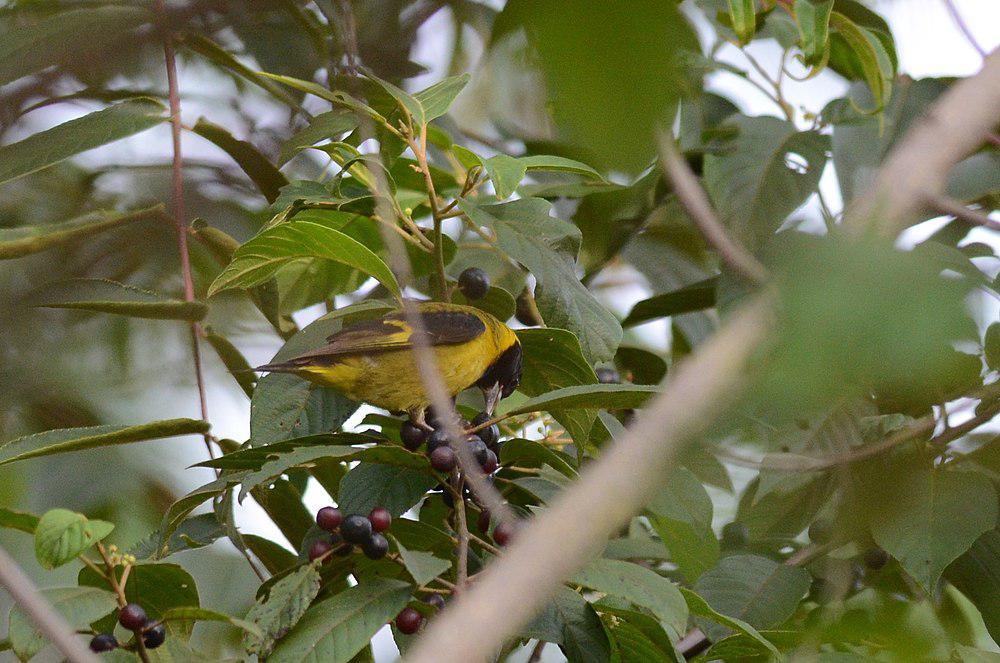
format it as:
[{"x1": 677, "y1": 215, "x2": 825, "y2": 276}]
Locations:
[
  {"x1": 244, "y1": 564, "x2": 322, "y2": 657},
  {"x1": 450, "y1": 285, "x2": 517, "y2": 322},
  {"x1": 36, "y1": 278, "x2": 207, "y2": 321},
  {"x1": 268, "y1": 578, "x2": 412, "y2": 663},
  {"x1": 338, "y1": 464, "x2": 438, "y2": 518},
  {"x1": 0, "y1": 6, "x2": 149, "y2": 85},
  {"x1": 519, "y1": 155, "x2": 604, "y2": 180},
  {"x1": 246, "y1": 534, "x2": 300, "y2": 575},
  {"x1": 500, "y1": 438, "x2": 578, "y2": 478},
  {"x1": 279, "y1": 110, "x2": 359, "y2": 165},
  {"x1": 367, "y1": 73, "x2": 426, "y2": 125},
  {"x1": 704, "y1": 116, "x2": 829, "y2": 247},
  {"x1": 413, "y1": 73, "x2": 471, "y2": 122},
  {"x1": 0, "y1": 206, "x2": 162, "y2": 260},
  {"x1": 647, "y1": 467, "x2": 719, "y2": 582},
  {"x1": 33, "y1": 509, "x2": 113, "y2": 569},
  {"x1": 946, "y1": 527, "x2": 1000, "y2": 645},
  {"x1": 984, "y1": 323, "x2": 1000, "y2": 371},
  {"x1": 870, "y1": 465, "x2": 997, "y2": 592},
  {"x1": 208, "y1": 220, "x2": 401, "y2": 300},
  {"x1": 521, "y1": 586, "x2": 612, "y2": 662},
  {"x1": 458, "y1": 198, "x2": 622, "y2": 362},
  {"x1": 727, "y1": 0, "x2": 756, "y2": 44},
  {"x1": 679, "y1": 587, "x2": 780, "y2": 657},
  {"x1": 204, "y1": 328, "x2": 256, "y2": 398},
  {"x1": 495, "y1": 0, "x2": 698, "y2": 172},
  {"x1": 161, "y1": 607, "x2": 263, "y2": 638},
  {"x1": 0, "y1": 507, "x2": 39, "y2": 534},
  {"x1": 79, "y1": 563, "x2": 200, "y2": 620},
  {"x1": 158, "y1": 476, "x2": 239, "y2": 551},
  {"x1": 692, "y1": 554, "x2": 810, "y2": 641},
  {"x1": 392, "y1": 538, "x2": 451, "y2": 586},
  {"x1": 794, "y1": 0, "x2": 835, "y2": 66},
  {"x1": 829, "y1": 12, "x2": 893, "y2": 113},
  {"x1": 484, "y1": 154, "x2": 528, "y2": 200},
  {"x1": 572, "y1": 559, "x2": 688, "y2": 638},
  {"x1": 623, "y1": 276, "x2": 718, "y2": 327},
  {"x1": 0, "y1": 99, "x2": 166, "y2": 185},
  {"x1": 131, "y1": 513, "x2": 225, "y2": 560},
  {"x1": 602, "y1": 537, "x2": 671, "y2": 561},
  {"x1": 192, "y1": 118, "x2": 289, "y2": 203},
  {"x1": 0, "y1": 419, "x2": 209, "y2": 466},
  {"x1": 599, "y1": 607, "x2": 682, "y2": 662},
  {"x1": 8, "y1": 586, "x2": 117, "y2": 660},
  {"x1": 506, "y1": 384, "x2": 659, "y2": 417}
]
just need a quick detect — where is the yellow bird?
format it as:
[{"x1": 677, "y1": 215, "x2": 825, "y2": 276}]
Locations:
[{"x1": 256, "y1": 301, "x2": 523, "y2": 424}]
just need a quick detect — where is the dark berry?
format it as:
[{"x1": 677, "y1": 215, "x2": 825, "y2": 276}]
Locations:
[
  {"x1": 480, "y1": 449, "x2": 499, "y2": 474},
  {"x1": 720, "y1": 522, "x2": 749, "y2": 549},
  {"x1": 362, "y1": 532, "x2": 390, "y2": 559},
  {"x1": 863, "y1": 547, "x2": 890, "y2": 570},
  {"x1": 308, "y1": 539, "x2": 333, "y2": 562},
  {"x1": 142, "y1": 622, "x2": 166, "y2": 649},
  {"x1": 477, "y1": 509, "x2": 491, "y2": 533},
  {"x1": 466, "y1": 435, "x2": 489, "y2": 465},
  {"x1": 368, "y1": 507, "x2": 392, "y2": 532},
  {"x1": 808, "y1": 519, "x2": 833, "y2": 544},
  {"x1": 316, "y1": 506, "x2": 343, "y2": 532},
  {"x1": 400, "y1": 421, "x2": 428, "y2": 450},
  {"x1": 341, "y1": 514, "x2": 374, "y2": 544},
  {"x1": 458, "y1": 267, "x2": 490, "y2": 300},
  {"x1": 426, "y1": 429, "x2": 450, "y2": 453},
  {"x1": 118, "y1": 603, "x2": 147, "y2": 631},
  {"x1": 89, "y1": 633, "x2": 118, "y2": 652},
  {"x1": 395, "y1": 607, "x2": 423, "y2": 635},
  {"x1": 493, "y1": 521, "x2": 517, "y2": 547},
  {"x1": 472, "y1": 412, "x2": 500, "y2": 447},
  {"x1": 596, "y1": 367, "x2": 620, "y2": 384},
  {"x1": 426, "y1": 593, "x2": 446, "y2": 611},
  {"x1": 430, "y1": 446, "x2": 457, "y2": 472},
  {"x1": 335, "y1": 543, "x2": 354, "y2": 556}
]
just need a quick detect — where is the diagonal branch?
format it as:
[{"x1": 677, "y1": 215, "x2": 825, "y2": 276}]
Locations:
[{"x1": 927, "y1": 193, "x2": 1000, "y2": 230}]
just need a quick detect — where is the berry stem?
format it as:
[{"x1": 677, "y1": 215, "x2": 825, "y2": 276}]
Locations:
[
  {"x1": 96, "y1": 544, "x2": 151, "y2": 663},
  {"x1": 451, "y1": 472, "x2": 470, "y2": 591},
  {"x1": 468, "y1": 533, "x2": 502, "y2": 557}
]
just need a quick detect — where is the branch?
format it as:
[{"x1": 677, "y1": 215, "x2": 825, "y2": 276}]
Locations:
[
  {"x1": 0, "y1": 546, "x2": 99, "y2": 663},
  {"x1": 927, "y1": 193, "x2": 1000, "y2": 230},
  {"x1": 943, "y1": 0, "x2": 986, "y2": 58},
  {"x1": 657, "y1": 134, "x2": 769, "y2": 285}
]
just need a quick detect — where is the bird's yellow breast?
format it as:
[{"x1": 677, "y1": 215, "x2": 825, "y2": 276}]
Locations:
[{"x1": 295, "y1": 334, "x2": 500, "y2": 412}]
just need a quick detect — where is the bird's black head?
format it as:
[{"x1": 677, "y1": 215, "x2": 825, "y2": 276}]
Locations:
[{"x1": 476, "y1": 340, "x2": 523, "y2": 399}]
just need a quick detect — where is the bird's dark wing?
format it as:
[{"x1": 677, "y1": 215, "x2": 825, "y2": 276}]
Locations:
[{"x1": 283, "y1": 309, "x2": 486, "y2": 366}]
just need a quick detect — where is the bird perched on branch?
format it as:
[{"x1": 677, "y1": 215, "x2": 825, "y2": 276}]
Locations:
[{"x1": 256, "y1": 302, "x2": 522, "y2": 426}]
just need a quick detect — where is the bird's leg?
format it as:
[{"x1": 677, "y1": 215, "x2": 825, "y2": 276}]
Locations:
[{"x1": 411, "y1": 408, "x2": 434, "y2": 432}]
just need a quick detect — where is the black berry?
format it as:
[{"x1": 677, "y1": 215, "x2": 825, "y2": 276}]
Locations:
[
  {"x1": 89, "y1": 633, "x2": 118, "y2": 652},
  {"x1": 596, "y1": 367, "x2": 620, "y2": 384},
  {"x1": 316, "y1": 506, "x2": 343, "y2": 532},
  {"x1": 458, "y1": 267, "x2": 490, "y2": 300},
  {"x1": 341, "y1": 514, "x2": 374, "y2": 544},
  {"x1": 368, "y1": 507, "x2": 392, "y2": 533},
  {"x1": 808, "y1": 519, "x2": 833, "y2": 544},
  {"x1": 426, "y1": 593, "x2": 446, "y2": 611},
  {"x1": 118, "y1": 603, "x2": 147, "y2": 631},
  {"x1": 396, "y1": 607, "x2": 423, "y2": 635},
  {"x1": 308, "y1": 539, "x2": 333, "y2": 562},
  {"x1": 426, "y1": 429, "x2": 450, "y2": 454},
  {"x1": 430, "y1": 446, "x2": 457, "y2": 472},
  {"x1": 142, "y1": 622, "x2": 166, "y2": 649},
  {"x1": 480, "y1": 449, "x2": 499, "y2": 474},
  {"x1": 720, "y1": 522, "x2": 749, "y2": 549},
  {"x1": 400, "y1": 421, "x2": 428, "y2": 450},
  {"x1": 477, "y1": 509, "x2": 491, "y2": 533},
  {"x1": 362, "y1": 532, "x2": 389, "y2": 559},
  {"x1": 493, "y1": 521, "x2": 517, "y2": 547},
  {"x1": 472, "y1": 412, "x2": 500, "y2": 447},
  {"x1": 466, "y1": 435, "x2": 489, "y2": 465},
  {"x1": 863, "y1": 547, "x2": 890, "y2": 570}
]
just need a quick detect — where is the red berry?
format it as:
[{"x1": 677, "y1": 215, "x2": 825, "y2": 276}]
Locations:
[
  {"x1": 480, "y1": 449, "x2": 499, "y2": 474},
  {"x1": 430, "y1": 446, "x2": 457, "y2": 472},
  {"x1": 493, "y1": 521, "x2": 517, "y2": 547},
  {"x1": 118, "y1": 603, "x2": 147, "y2": 631},
  {"x1": 368, "y1": 507, "x2": 392, "y2": 532},
  {"x1": 400, "y1": 421, "x2": 428, "y2": 450},
  {"x1": 316, "y1": 506, "x2": 342, "y2": 532},
  {"x1": 395, "y1": 607, "x2": 423, "y2": 635},
  {"x1": 308, "y1": 539, "x2": 333, "y2": 562}
]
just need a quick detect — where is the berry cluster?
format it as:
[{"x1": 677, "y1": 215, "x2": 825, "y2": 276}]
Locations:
[
  {"x1": 309, "y1": 506, "x2": 392, "y2": 562},
  {"x1": 89, "y1": 603, "x2": 166, "y2": 653},
  {"x1": 400, "y1": 410, "x2": 503, "y2": 477}
]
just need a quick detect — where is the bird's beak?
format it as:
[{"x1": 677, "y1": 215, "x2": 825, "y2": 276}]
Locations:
[{"x1": 484, "y1": 383, "x2": 503, "y2": 417}]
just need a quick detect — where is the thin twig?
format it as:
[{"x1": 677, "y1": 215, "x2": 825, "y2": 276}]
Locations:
[
  {"x1": 927, "y1": 193, "x2": 1000, "y2": 230},
  {"x1": 942, "y1": 0, "x2": 986, "y2": 58},
  {"x1": 657, "y1": 134, "x2": 769, "y2": 284},
  {"x1": 453, "y1": 473, "x2": 470, "y2": 591},
  {"x1": 97, "y1": 545, "x2": 151, "y2": 663},
  {"x1": 156, "y1": 0, "x2": 214, "y2": 462},
  {"x1": 527, "y1": 640, "x2": 547, "y2": 662},
  {"x1": 0, "y1": 546, "x2": 99, "y2": 663}
]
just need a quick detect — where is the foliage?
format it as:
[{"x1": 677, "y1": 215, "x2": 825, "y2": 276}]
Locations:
[{"x1": 0, "y1": 0, "x2": 997, "y2": 661}]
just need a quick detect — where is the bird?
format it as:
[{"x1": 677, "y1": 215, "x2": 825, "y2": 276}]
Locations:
[{"x1": 255, "y1": 301, "x2": 523, "y2": 426}]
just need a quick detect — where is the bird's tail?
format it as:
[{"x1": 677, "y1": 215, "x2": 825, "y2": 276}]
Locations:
[{"x1": 253, "y1": 361, "x2": 301, "y2": 374}]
